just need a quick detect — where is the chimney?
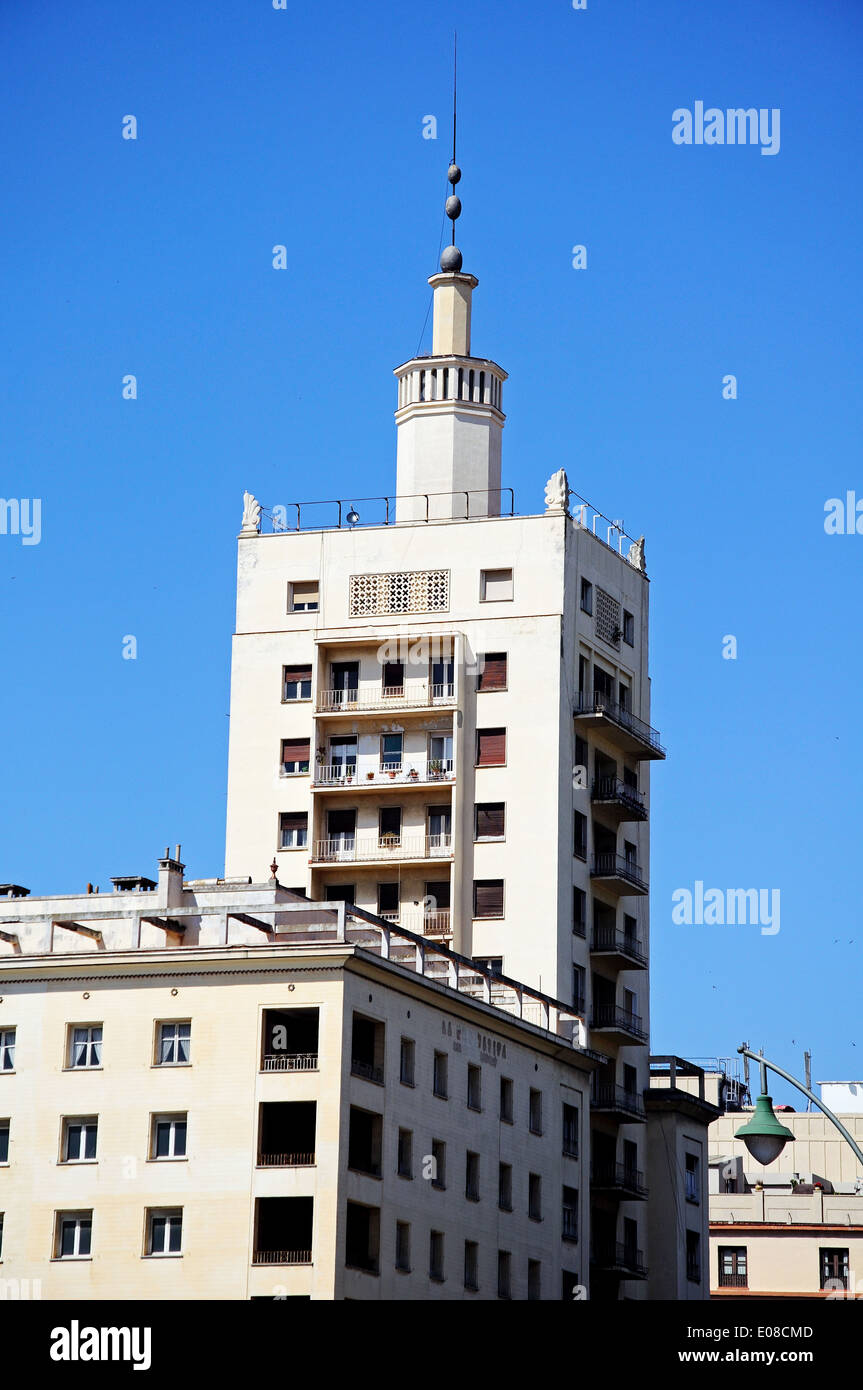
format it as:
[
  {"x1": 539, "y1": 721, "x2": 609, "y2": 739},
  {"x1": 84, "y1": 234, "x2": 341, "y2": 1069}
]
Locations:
[{"x1": 157, "y1": 845, "x2": 185, "y2": 910}]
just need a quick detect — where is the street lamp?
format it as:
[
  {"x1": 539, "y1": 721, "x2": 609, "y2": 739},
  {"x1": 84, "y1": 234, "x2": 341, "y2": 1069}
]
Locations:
[{"x1": 734, "y1": 1044, "x2": 863, "y2": 1168}]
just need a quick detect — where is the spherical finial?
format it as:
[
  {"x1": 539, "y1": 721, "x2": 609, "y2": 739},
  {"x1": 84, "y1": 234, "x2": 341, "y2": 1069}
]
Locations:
[
  {"x1": 440, "y1": 244, "x2": 463, "y2": 273},
  {"x1": 445, "y1": 195, "x2": 462, "y2": 220},
  {"x1": 448, "y1": 163, "x2": 461, "y2": 185}
]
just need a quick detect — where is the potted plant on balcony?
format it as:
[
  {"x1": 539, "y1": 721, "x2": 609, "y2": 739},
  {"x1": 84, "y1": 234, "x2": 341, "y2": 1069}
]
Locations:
[
  {"x1": 366, "y1": 771, "x2": 375, "y2": 781},
  {"x1": 408, "y1": 767, "x2": 419, "y2": 781},
  {"x1": 428, "y1": 758, "x2": 444, "y2": 779}
]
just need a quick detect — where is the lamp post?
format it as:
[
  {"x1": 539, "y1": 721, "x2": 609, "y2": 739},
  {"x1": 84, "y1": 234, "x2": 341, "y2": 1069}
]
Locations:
[{"x1": 735, "y1": 1044, "x2": 863, "y2": 1168}]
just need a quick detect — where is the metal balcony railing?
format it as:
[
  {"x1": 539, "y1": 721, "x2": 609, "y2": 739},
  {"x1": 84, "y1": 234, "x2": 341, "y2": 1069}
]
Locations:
[
  {"x1": 592, "y1": 1242, "x2": 647, "y2": 1278},
  {"x1": 317, "y1": 682, "x2": 455, "y2": 713},
  {"x1": 590, "y1": 1004, "x2": 648, "y2": 1041},
  {"x1": 260, "y1": 1053, "x2": 318, "y2": 1072},
  {"x1": 313, "y1": 760, "x2": 454, "y2": 788},
  {"x1": 574, "y1": 691, "x2": 665, "y2": 756},
  {"x1": 591, "y1": 777, "x2": 647, "y2": 817},
  {"x1": 311, "y1": 834, "x2": 453, "y2": 864},
  {"x1": 351, "y1": 1058, "x2": 384, "y2": 1084},
  {"x1": 252, "y1": 1250, "x2": 312, "y2": 1266},
  {"x1": 590, "y1": 925, "x2": 648, "y2": 965},
  {"x1": 591, "y1": 1162, "x2": 648, "y2": 1197},
  {"x1": 591, "y1": 1082, "x2": 646, "y2": 1119},
  {"x1": 718, "y1": 1272, "x2": 748, "y2": 1288},
  {"x1": 257, "y1": 1152, "x2": 315, "y2": 1167},
  {"x1": 591, "y1": 853, "x2": 649, "y2": 893}
]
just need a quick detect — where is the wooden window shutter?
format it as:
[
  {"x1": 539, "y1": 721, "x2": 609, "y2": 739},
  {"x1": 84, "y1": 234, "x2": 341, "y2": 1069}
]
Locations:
[
  {"x1": 474, "y1": 880, "x2": 504, "y2": 918},
  {"x1": 476, "y1": 728, "x2": 506, "y2": 765},
  {"x1": 284, "y1": 665, "x2": 312, "y2": 685},
  {"x1": 478, "y1": 654, "x2": 507, "y2": 691},
  {"x1": 282, "y1": 739, "x2": 310, "y2": 764},
  {"x1": 281, "y1": 812, "x2": 307, "y2": 832},
  {"x1": 476, "y1": 803, "x2": 505, "y2": 838}
]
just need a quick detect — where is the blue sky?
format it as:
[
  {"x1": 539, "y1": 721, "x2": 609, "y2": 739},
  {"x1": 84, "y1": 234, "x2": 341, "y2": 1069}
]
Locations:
[{"x1": 1, "y1": 0, "x2": 861, "y2": 1101}]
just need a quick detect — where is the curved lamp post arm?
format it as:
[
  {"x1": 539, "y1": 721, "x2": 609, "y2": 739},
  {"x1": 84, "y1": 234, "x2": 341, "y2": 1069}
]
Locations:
[{"x1": 739, "y1": 1045, "x2": 863, "y2": 1169}]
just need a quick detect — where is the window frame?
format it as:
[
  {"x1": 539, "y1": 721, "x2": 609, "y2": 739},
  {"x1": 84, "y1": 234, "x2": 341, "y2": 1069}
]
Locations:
[
  {"x1": 151, "y1": 1113, "x2": 188, "y2": 1162},
  {"x1": 0, "y1": 1029, "x2": 15, "y2": 1072},
  {"x1": 282, "y1": 665, "x2": 313, "y2": 702},
  {"x1": 66, "y1": 1024, "x2": 103, "y2": 1071},
  {"x1": 474, "y1": 802, "x2": 505, "y2": 842},
  {"x1": 480, "y1": 568, "x2": 513, "y2": 603},
  {"x1": 145, "y1": 1207, "x2": 184, "y2": 1258},
  {"x1": 288, "y1": 581, "x2": 319, "y2": 614},
  {"x1": 154, "y1": 1020, "x2": 192, "y2": 1068},
  {"x1": 60, "y1": 1115, "x2": 99, "y2": 1164},
  {"x1": 54, "y1": 1209, "x2": 93, "y2": 1260},
  {"x1": 473, "y1": 879, "x2": 505, "y2": 920},
  {"x1": 475, "y1": 727, "x2": 507, "y2": 767}
]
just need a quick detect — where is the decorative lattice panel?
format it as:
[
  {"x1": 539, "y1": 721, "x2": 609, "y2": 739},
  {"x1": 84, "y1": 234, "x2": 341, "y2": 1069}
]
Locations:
[
  {"x1": 349, "y1": 569, "x2": 449, "y2": 617},
  {"x1": 595, "y1": 587, "x2": 621, "y2": 649}
]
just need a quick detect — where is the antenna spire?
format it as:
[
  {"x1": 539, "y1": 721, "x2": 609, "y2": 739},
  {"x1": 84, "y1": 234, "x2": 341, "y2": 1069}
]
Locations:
[{"x1": 440, "y1": 31, "x2": 463, "y2": 273}]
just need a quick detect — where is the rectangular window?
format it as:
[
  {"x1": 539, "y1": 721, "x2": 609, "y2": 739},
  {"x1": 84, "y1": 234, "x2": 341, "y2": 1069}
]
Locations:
[
  {"x1": 400, "y1": 1037, "x2": 416, "y2": 1087},
  {"x1": 718, "y1": 1246, "x2": 748, "y2": 1288},
  {"x1": 573, "y1": 887, "x2": 587, "y2": 937},
  {"x1": 686, "y1": 1230, "x2": 701, "y2": 1283},
  {"x1": 497, "y1": 1250, "x2": 512, "y2": 1299},
  {"x1": 475, "y1": 802, "x2": 505, "y2": 840},
  {"x1": 152, "y1": 1114, "x2": 187, "y2": 1160},
  {"x1": 146, "y1": 1208, "x2": 183, "y2": 1256},
  {"x1": 529, "y1": 1088, "x2": 543, "y2": 1135},
  {"x1": 480, "y1": 568, "x2": 513, "y2": 602},
  {"x1": 500, "y1": 1077, "x2": 514, "y2": 1124},
  {"x1": 528, "y1": 1259, "x2": 541, "y2": 1301},
  {"x1": 464, "y1": 1239, "x2": 479, "y2": 1291},
  {"x1": 56, "y1": 1210, "x2": 92, "y2": 1259},
  {"x1": 378, "y1": 807, "x2": 402, "y2": 845},
  {"x1": 0, "y1": 1121, "x2": 8, "y2": 1164},
  {"x1": 62, "y1": 1117, "x2": 98, "y2": 1163},
  {"x1": 466, "y1": 1151, "x2": 480, "y2": 1202},
  {"x1": 623, "y1": 609, "x2": 634, "y2": 645},
  {"x1": 380, "y1": 733, "x2": 403, "y2": 771},
  {"x1": 572, "y1": 964, "x2": 586, "y2": 1014},
  {"x1": 397, "y1": 1128, "x2": 413, "y2": 1179},
  {"x1": 528, "y1": 1172, "x2": 542, "y2": 1221},
  {"x1": 156, "y1": 1021, "x2": 191, "y2": 1066},
  {"x1": 289, "y1": 581, "x2": 319, "y2": 613},
  {"x1": 473, "y1": 880, "x2": 504, "y2": 919},
  {"x1": 0, "y1": 1030, "x2": 14, "y2": 1071},
  {"x1": 68, "y1": 1025, "x2": 102, "y2": 1069},
  {"x1": 283, "y1": 665, "x2": 312, "y2": 701},
  {"x1": 429, "y1": 1230, "x2": 445, "y2": 1281},
  {"x1": 467, "y1": 1064, "x2": 482, "y2": 1112},
  {"x1": 573, "y1": 812, "x2": 587, "y2": 860},
  {"x1": 820, "y1": 1247, "x2": 850, "y2": 1291},
  {"x1": 431, "y1": 1140, "x2": 446, "y2": 1190},
  {"x1": 382, "y1": 661, "x2": 404, "y2": 695},
  {"x1": 279, "y1": 812, "x2": 308, "y2": 849},
  {"x1": 281, "y1": 738, "x2": 311, "y2": 774},
  {"x1": 580, "y1": 578, "x2": 592, "y2": 615},
  {"x1": 476, "y1": 728, "x2": 506, "y2": 766},
  {"x1": 563, "y1": 1103, "x2": 579, "y2": 1158},
  {"x1": 562, "y1": 1186, "x2": 579, "y2": 1242},
  {"x1": 498, "y1": 1162, "x2": 513, "y2": 1212},
  {"x1": 477, "y1": 653, "x2": 507, "y2": 691},
  {"x1": 433, "y1": 1051, "x2": 448, "y2": 1099},
  {"x1": 685, "y1": 1152, "x2": 700, "y2": 1204},
  {"x1": 395, "y1": 1221, "x2": 411, "y2": 1273}
]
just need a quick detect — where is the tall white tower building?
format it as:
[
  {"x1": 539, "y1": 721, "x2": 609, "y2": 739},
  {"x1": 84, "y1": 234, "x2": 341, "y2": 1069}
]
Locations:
[{"x1": 224, "y1": 163, "x2": 666, "y2": 1298}]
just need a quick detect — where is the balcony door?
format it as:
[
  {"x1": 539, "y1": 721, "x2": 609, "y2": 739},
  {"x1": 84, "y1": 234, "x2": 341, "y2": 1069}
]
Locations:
[
  {"x1": 382, "y1": 661, "x2": 404, "y2": 696},
  {"x1": 429, "y1": 734, "x2": 452, "y2": 773},
  {"x1": 427, "y1": 805, "x2": 451, "y2": 852},
  {"x1": 593, "y1": 666, "x2": 614, "y2": 702},
  {"x1": 326, "y1": 809, "x2": 356, "y2": 858},
  {"x1": 331, "y1": 662, "x2": 359, "y2": 705},
  {"x1": 329, "y1": 737, "x2": 357, "y2": 775},
  {"x1": 431, "y1": 658, "x2": 454, "y2": 697},
  {"x1": 378, "y1": 807, "x2": 402, "y2": 848}
]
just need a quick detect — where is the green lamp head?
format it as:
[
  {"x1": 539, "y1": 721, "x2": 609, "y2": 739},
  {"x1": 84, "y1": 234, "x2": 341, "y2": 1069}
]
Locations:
[{"x1": 735, "y1": 1093, "x2": 796, "y2": 1165}]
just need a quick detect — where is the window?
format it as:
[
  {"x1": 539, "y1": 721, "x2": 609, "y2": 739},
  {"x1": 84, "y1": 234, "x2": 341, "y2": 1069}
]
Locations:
[
  {"x1": 572, "y1": 965, "x2": 586, "y2": 1014},
  {"x1": 345, "y1": 1200, "x2": 380, "y2": 1273},
  {"x1": 0, "y1": 1120, "x2": 9, "y2": 1163},
  {"x1": 431, "y1": 1140, "x2": 446, "y2": 1190},
  {"x1": 68, "y1": 1025, "x2": 102, "y2": 1069},
  {"x1": 623, "y1": 609, "x2": 634, "y2": 645},
  {"x1": 429, "y1": 1230, "x2": 445, "y2": 1281},
  {"x1": 498, "y1": 1162, "x2": 513, "y2": 1212},
  {"x1": 473, "y1": 880, "x2": 504, "y2": 919},
  {"x1": 55, "y1": 1211, "x2": 92, "y2": 1259},
  {"x1": 0, "y1": 1213, "x2": 3, "y2": 1258},
  {"x1": 476, "y1": 727, "x2": 506, "y2": 766},
  {"x1": 475, "y1": 802, "x2": 505, "y2": 840},
  {"x1": 433, "y1": 1051, "x2": 448, "y2": 1099},
  {"x1": 562, "y1": 1103, "x2": 579, "y2": 1158},
  {"x1": 685, "y1": 1153, "x2": 700, "y2": 1204},
  {"x1": 573, "y1": 887, "x2": 586, "y2": 937},
  {"x1": 529, "y1": 1088, "x2": 543, "y2": 1135},
  {"x1": 466, "y1": 1151, "x2": 480, "y2": 1202},
  {"x1": 573, "y1": 811, "x2": 587, "y2": 860},
  {"x1": 467, "y1": 1064, "x2": 482, "y2": 1112},
  {"x1": 475, "y1": 955, "x2": 503, "y2": 976},
  {"x1": 283, "y1": 665, "x2": 312, "y2": 701},
  {"x1": 500, "y1": 1077, "x2": 514, "y2": 1124},
  {"x1": 477, "y1": 653, "x2": 507, "y2": 691},
  {"x1": 480, "y1": 568, "x2": 513, "y2": 602},
  {"x1": 497, "y1": 1249, "x2": 512, "y2": 1299},
  {"x1": 62, "y1": 1117, "x2": 98, "y2": 1163},
  {"x1": 528, "y1": 1259, "x2": 541, "y2": 1301},
  {"x1": 464, "y1": 1240, "x2": 479, "y2": 1291},
  {"x1": 281, "y1": 738, "x2": 310, "y2": 774},
  {"x1": 377, "y1": 882, "x2": 399, "y2": 917},
  {"x1": 289, "y1": 581, "x2": 319, "y2": 613},
  {"x1": 686, "y1": 1230, "x2": 701, "y2": 1283},
  {"x1": 820, "y1": 1247, "x2": 850, "y2": 1291},
  {"x1": 279, "y1": 812, "x2": 308, "y2": 850},
  {"x1": 378, "y1": 807, "x2": 402, "y2": 846},
  {"x1": 382, "y1": 661, "x2": 404, "y2": 695},
  {"x1": 431, "y1": 656, "x2": 454, "y2": 698},
  {"x1": 580, "y1": 578, "x2": 593, "y2": 615},
  {"x1": 156, "y1": 1021, "x2": 191, "y2": 1066},
  {"x1": 0, "y1": 1029, "x2": 16, "y2": 1071},
  {"x1": 718, "y1": 1246, "x2": 748, "y2": 1288},
  {"x1": 152, "y1": 1114, "x2": 187, "y2": 1160},
  {"x1": 395, "y1": 1221, "x2": 411, "y2": 1272},
  {"x1": 528, "y1": 1172, "x2": 542, "y2": 1221},
  {"x1": 380, "y1": 733, "x2": 403, "y2": 771},
  {"x1": 397, "y1": 1128, "x2": 413, "y2": 1178},
  {"x1": 562, "y1": 1186, "x2": 579, "y2": 1242},
  {"x1": 574, "y1": 734, "x2": 588, "y2": 787},
  {"x1": 330, "y1": 663, "x2": 359, "y2": 705},
  {"x1": 428, "y1": 733, "x2": 453, "y2": 772},
  {"x1": 146, "y1": 1208, "x2": 183, "y2": 1256},
  {"x1": 399, "y1": 1037, "x2": 415, "y2": 1087}
]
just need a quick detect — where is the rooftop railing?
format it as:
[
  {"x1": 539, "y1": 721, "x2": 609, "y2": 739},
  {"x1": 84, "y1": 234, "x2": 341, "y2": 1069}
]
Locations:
[{"x1": 261, "y1": 489, "x2": 515, "y2": 533}]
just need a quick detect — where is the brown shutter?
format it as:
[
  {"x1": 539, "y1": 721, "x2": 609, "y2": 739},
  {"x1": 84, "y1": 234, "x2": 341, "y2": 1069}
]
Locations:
[
  {"x1": 281, "y1": 812, "x2": 307, "y2": 832},
  {"x1": 476, "y1": 728, "x2": 506, "y2": 765},
  {"x1": 283, "y1": 665, "x2": 312, "y2": 685},
  {"x1": 383, "y1": 662, "x2": 404, "y2": 688},
  {"x1": 475, "y1": 803, "x2": 505, "y2": 838},
  {"x1": 282, "y1": 739, "x2": 310, "y2": 764},
  {"x1": 474, "y1": 880, "x2": 504, "y2": 918},
  {"x1": 477, "y1": 654, "x2": 507, "y2": 691}
]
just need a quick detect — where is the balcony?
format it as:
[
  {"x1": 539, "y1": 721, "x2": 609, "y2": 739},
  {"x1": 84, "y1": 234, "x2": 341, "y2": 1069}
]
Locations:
[
  {"x1": 591, "y1": 1242, "x2": 648, "y2": 1280},
  {"x1": 575, "y1": 692, "x2": 665, "y2": 761},
  {"x1": 590, "y1": 1004, "x2": 648, "y2": 1042},
  {"x1": 260, "y1": 1053, "x2": 319, "y2": 1073},
  {"x1": 312, "y1": 760, "x2": 455, "y2": 791},
  {"x1": 257, "y1": 1152, "x2": 315, "y2": 1167},
  {"x1": 591, "y1": 1163, "x2": 648, "y2": 1200},
  {"x1": 590, "y1": 925, "x2": 647, "y2": 969},
  {"x1": 311, "y1": 834, "x2": 453, "y2": 866},
  {"x1": 591, "y1": 778, "x2": 648, "y2": 823},
  {"x1": 380, "y1": 908, "x2": 451, "y2": 937},
  {"x1": 717, "y1": 1272, "x2": 748, "y2": 1289},
  {"x1": 316, "y1": 682, "x2": 456, "y2": 716},
  {"x1": 590, "y1": 852, "x2": 649, "y2": 897},
  {"x1": 350, "y1": 1058, "x2": 384, "y2": 1085},
  {"x1": 252, "y1": 1249, "x2": 312, "y2": 1266},
  {"x1": 591, "y1": 1082, "x2": 646, "y2": 1122}
]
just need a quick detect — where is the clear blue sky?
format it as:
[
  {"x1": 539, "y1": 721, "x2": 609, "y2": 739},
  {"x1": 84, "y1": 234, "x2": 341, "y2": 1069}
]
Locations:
[{"x1": 2, "y1": 0, "x2": 861, "y2": 1101}]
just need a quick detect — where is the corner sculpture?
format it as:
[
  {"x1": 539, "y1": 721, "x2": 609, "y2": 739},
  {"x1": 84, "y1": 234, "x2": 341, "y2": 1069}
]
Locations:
[
  {"x1": 628, "y1": 535, "x2": 647, "y2": 574},
  {"x1": 241, "y1": 490, "x2": 262, "y2": 533},
  {"x1": 544, "y1": 468, "x2": 571, "y2": 514}
]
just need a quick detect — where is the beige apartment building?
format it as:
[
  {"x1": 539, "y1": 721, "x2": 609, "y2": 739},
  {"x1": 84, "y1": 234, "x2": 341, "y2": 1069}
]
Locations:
[
  {"x1": 224, "y1": 233, "x2": 666, "y2": 1298},
  {"x1": 0, "y1": 859, "x2": 594, "y2": 1300}
]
